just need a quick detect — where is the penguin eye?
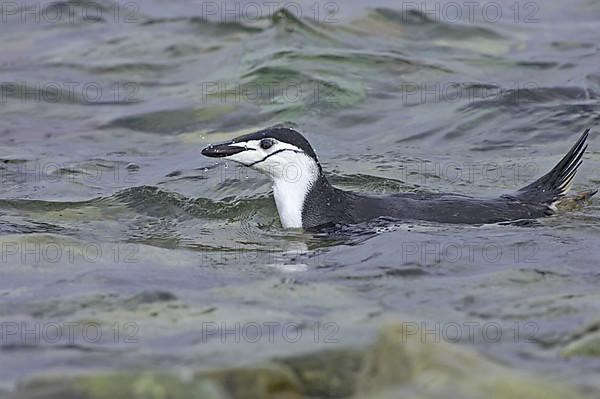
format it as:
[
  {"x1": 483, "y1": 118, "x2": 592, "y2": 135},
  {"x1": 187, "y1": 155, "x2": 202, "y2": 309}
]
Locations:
[{"x1": 260, "y1": 139, "x2": 274, "y2": 150}]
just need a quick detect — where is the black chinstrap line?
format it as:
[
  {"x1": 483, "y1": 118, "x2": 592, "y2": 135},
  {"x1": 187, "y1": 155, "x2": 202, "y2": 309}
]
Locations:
[{"x1": 243, "y1": 148, "x2": 303, "y2": 167}]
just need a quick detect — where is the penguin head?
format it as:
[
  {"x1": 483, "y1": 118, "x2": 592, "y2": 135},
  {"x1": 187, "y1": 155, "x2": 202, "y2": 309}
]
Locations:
[
  {"x1": 201, "y1": 127, "x2": 321, "y2": 181},
  {"x1": 202, "y1": 127, "x2": 324, "y2": 228}
]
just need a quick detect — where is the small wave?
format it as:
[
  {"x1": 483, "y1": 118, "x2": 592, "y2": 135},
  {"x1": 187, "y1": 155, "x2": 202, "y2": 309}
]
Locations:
[{"x1": 364, "y1": 7, "x2": 504, "y2": 40}]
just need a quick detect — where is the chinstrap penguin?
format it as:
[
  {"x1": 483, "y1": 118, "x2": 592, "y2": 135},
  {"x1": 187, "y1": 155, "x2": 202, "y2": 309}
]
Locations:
[{"x1": 202, "y1": 127, "x2": 595, "y2": 229}]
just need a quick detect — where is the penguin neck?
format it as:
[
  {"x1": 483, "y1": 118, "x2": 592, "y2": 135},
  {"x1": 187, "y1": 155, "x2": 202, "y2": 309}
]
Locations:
[
  {"x1": 273, "y1": 167, "x2": 347, "y2": 229},
  {"x1": 272, "y1": 164, "x2": 323, "y2": 229}
]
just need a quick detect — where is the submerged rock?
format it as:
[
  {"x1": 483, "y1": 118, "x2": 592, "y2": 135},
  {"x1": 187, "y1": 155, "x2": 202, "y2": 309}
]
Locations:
[
  {"x1": 12, "y1": 366, "x2": 300, "y2": 399},
  {"x1": 12, "y1": 373, "x2": 231, "y2": 399},
  {"x1": 355, "y1": 323, "x2": 590, "y2": 399},
  {"x1": 562, "y1": 330, "x2": 600, "y2": 358},
  {"x1": 200, "y1": 364, "x2": 301, "y2": 399},
  {"x1": 278, "y1": 349, "x2": 364, "y2": 397},
  {"x1": 561, "y1": 320, "x2": 600, "y2": 358},
  {"x1": 9, "y1": 322, "x2": 592, "y2": 399},
  {"x1": 123, "y1": 290, "x2": 178, "y2": 309}
]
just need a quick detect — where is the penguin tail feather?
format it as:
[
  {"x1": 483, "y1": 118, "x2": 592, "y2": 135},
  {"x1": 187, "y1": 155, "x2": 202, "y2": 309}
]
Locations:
[{"x1": 514, "y1": 129, "x2": 595, "y2": 208}]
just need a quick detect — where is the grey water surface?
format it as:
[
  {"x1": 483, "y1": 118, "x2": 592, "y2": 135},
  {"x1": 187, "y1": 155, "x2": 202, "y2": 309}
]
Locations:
[{"x1": 1, "y1": 0, "x2": 600, "y2": 397}]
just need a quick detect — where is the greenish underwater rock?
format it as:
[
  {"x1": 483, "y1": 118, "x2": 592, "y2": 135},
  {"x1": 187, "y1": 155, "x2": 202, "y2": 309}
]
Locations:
[
  {"x1": 199, "y1": 364, "x2": 302, "y2": 399},
  {"x1": 562, "y1": 330, "x2": 600, "y2": 358},
  {"x1": 354, "y1": 323, "x2": 591, "y2": 399},
  {"x1": 9, "y1": 322, "x2": 593, "y2": 399},
  {"x1": 278, "y1": 349, "x2": 364, "y2": 397},
  {"x1": 11, "y1": 366, "x2": 301, "y2": 399}
]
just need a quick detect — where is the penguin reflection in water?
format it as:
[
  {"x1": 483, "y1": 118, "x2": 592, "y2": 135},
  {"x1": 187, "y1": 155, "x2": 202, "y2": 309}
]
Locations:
[{"x1": 202, "y1": 127, "x2": 596, "y2": 229}]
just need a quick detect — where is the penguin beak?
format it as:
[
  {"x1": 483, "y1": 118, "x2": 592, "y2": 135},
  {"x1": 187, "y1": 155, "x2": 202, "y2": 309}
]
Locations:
[{"x1": 201, "y1": 141, "x2": 249, "y2": 158}]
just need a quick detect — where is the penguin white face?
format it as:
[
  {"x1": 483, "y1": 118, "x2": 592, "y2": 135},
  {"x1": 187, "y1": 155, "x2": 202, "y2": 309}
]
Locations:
[
  {"x1": 202, "y1": 128, "x2": 321, "y2": 181},
  {"x1": 202, "y1": 128, "x2": 321, "y2": 228}
]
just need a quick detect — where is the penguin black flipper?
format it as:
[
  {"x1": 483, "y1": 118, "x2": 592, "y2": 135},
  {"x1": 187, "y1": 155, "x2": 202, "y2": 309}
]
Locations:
[{"x1": 512, "y1": 129, "x2": 593, "y2": 207}]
